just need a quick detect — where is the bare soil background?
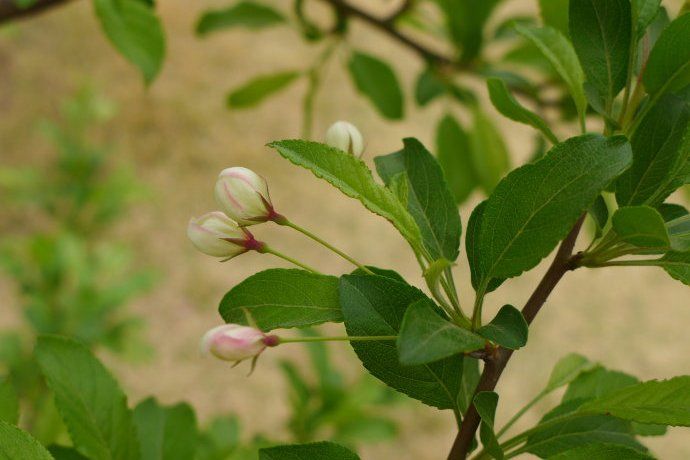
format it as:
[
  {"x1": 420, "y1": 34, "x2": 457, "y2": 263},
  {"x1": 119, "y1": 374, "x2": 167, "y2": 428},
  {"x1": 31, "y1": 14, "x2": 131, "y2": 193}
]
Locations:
[{"x1": 1, "y1": 1, "x2": 689, "y2": 458}]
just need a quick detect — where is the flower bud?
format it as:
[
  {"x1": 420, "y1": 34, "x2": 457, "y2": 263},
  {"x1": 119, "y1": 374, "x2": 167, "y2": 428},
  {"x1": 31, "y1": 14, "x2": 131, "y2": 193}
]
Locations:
[
  {"x1": 214, "y1": 167, "x2": 277, "y2": 226},
  {"x1": 325, "y1": 121, "x2": 364, "y2": 157},
  {"x1": 201, "y1": 324, "x2": 268, "y2": 362},
  {"x1": 187, "y1": 211, "x2": 260, "y2": 258}
]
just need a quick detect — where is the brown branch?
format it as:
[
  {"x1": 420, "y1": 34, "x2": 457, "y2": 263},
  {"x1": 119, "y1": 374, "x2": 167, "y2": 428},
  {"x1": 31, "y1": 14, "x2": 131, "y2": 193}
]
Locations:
[
  {"x1": 0, "y1": 0, "x2": 73, "y2": 24},
  {"x1": 447, "y1": 215, "x2": 586, "y2": 460}
]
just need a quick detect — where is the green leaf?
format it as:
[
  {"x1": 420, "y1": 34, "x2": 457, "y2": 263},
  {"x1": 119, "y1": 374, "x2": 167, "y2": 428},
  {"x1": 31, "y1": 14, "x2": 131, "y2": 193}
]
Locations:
[
  {"x1": 34, "y1": 335, "x2": 139, "y2": 460},
  {"x1": 474, "y1": 392, "x2": 504, "y2": 460},
  {"x1": 458, "y1": 357, "x2": 481, "y2": 414},
  {"x1": 616, "y1": 93, "x2": 690, "y2": 206},
  {"x1": 347, "y1": 51, "x2": 403, "y2": 119},
  {"x1": 437, "y1": 0, "x2": 501, "y2": 63},
  {"x1": 219, "y1": 269, "x2": 341, "y2": 331},
  {"x1": 569, "y1": 0, "x2": 631, "y2": 101},
  {"x1": 466, "y1": 201, "x2": 505, "y2": 293},
  {"x1": 550, "y1": 444, "x2": 653, "y2": 460},
  {"x1": 415, "y1": 68, "x2": 446, "y2": 106},
  {"x1": 470, "y1": 107, "x2": 511, "y2": 194},
  {"x1": 515, "y1": 24, "x2": 587, "y2": 126},
  {"x1": 374, "y1": 138, "x2": 461, "y2": 261},
  {"x1": 564, "y1": 367, "x2": 639, "y2": 403},
  {"x1": 545, "y1": 354, "x2": 596, "y2": 393},
  {"x1": 93, "y1": 0, "x2": 165, "y2": 84},
  {"x1": 436, "y1": 114, "x2": 477, "y2": 204},
  {"x1": 658, "y1": 203, "x2": 689, "y2": 221},
  {"x1": 133, "y1": 398, "x2": 198, "y2": 460},
  {"x1": 47, "y1": 446, "x2": 88, "y2": 460},
  {"x1": 667, "y1": 214, "x2": 690, "y2": 251},
  {"x1": 476, "y1": 135, "x2": 632, "y2": 282},
  {"x1": 633, "y1": 0, "x2": 661, "y2": 39},
  {"x1": 611, "y1": 206, "x2": 670, "y2": 248},
  {"x1": 643, "y1": 13, "x2": 690, "y2": 97},
  {"x1": 581, "y1": 376, "x2": 690, "y2": 426},
  {"x1": 476, "y1": 305, "x2": 528, "y2": 350},
  {"x1": 196, "y1": 2, "x2": 285, "y2": 36},
  {"x1": 0, "y1": 421, "x2": 53, "y2": 460},
  {"x1": 0, "y1": 378, "x2": 18, "y2": 425},
  {"x1": 487, "y1": 77, "x2": 558, "y2": 143},
  {"x1": 538, "y1": 0, "x2": 570, "y2": 35},
  {"x1": 259, "y1": 442, "x2": 360, "y2": 460},
  {"x1": 658, "y1": 251, "x2": 690, "y2": 285},
  {"x1": 397, "y1": 299, "x2": 485, "y2": 366},
  {"x1": 269, "y1": 140, "x2": 421, "y2": 251},
  {"x1": 226, "y1": 71, "x2": 300, "y2": 108},
  {"x1": 339, "y1": 274, "x2": 463, "y2": 410}
]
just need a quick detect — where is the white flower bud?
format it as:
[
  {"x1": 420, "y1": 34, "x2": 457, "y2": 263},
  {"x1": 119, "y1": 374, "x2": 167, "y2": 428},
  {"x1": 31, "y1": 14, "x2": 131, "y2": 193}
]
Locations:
[
  {"x1": 187, "y1": 211, "x2": 259, "y2": 258},
  {"x1": 214, "y1": 167, "x2": 277, "y2": 226},
  {"x1": 325, "y1": 121, "x2": 364, "y2": 157},
  {"x1": 200, "y1": 324, "x2": 268, "y2": 362}
]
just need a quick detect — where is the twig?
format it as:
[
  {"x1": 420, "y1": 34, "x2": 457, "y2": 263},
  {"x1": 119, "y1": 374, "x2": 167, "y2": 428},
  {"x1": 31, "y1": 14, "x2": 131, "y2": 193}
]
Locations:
[{"x1": 0, "y1": 0, "x2": 73, "y2": 24}]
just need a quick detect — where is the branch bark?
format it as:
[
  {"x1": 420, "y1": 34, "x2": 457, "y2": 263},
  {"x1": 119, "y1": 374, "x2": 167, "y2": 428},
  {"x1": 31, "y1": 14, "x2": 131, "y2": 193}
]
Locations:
[
  {"x1": 0, "y1": 0, "x2": 73, "y2": 24},
  {"x1": 447, "y1": 215, "x2": 586, "y2": 460}
]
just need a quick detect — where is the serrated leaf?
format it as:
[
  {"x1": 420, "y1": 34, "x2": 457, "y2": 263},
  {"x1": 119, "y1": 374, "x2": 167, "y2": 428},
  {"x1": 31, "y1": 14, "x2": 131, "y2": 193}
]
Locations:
[
  {"x1": 93, "y1": 0, "x2": 165, "y2": 84},
  {"x1": 477, "y1": 305, "x2": 528, "y2": 350},
  {"x1": 269, "y1": 140, "x2": 421, "y2": 251},
  {"x1": 487, "y1": 77, "x2": 558, "y2": 143},
  {"x1": 374, "y1": 138, "x2": 461, "y2": 261},
  {"x1": 397, "y1": 299, "x2": 485, "y2": 366},
  {"x1": 0, "y1": 378, "x2": 18, "y2": 425},
  {"x1": 347, "y1": 51, "x2": 403, "y2": 119},
  {"x1": 550, "y1": 444, "x2": 653, "y2": 460},
  {"x1": 134, "y1": 398, "x2": 198, "y2": 460},
  {"x1": 643, "y1": 13, "x2": 690, "y2": 97},
  {"x1": 196, "y1": 2, "x2": 285, "y2": 36},
  {"x1": 545, "y1": 354, "x2": 596, "y2": 393},
  {"x1": 470, "y1": 107, "x2": 511, "y2": 194},
  {"x1": 612, "y1": 206, "x2": 670, "y2": 248},
  {"x1": 34, "y1": 335, "x2": 139, "y2": 460},
  {"x1": 259, "y1": 441, "x2": 360, "y2": 460},
  {"x1": 474, "y1": 392, "x2": 504, "y2": 460},
  {"x1": 0, "y1": 421, "x2": 53, "y2": 460},
  {"x1": 226, "y1": 71, "x2": 300, "y2": 108},
  {"x1": 667, "y1": 214, "x2": 690, "y2": 251},
  {"x1": 436, "y1": 114, "x2": 477, "y2": 204},
  {"x1": 219, "y1": 269, "x2": 341, "y2": 331}
]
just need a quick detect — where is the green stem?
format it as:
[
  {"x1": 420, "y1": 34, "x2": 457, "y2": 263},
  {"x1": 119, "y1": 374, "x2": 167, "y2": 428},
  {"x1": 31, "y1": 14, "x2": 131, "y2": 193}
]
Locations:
[
  {"x1": 277, "y1": 335, "x2": 397, "y2": 343},
  {"x1": 586, "y1": 258, "x2": 666, "y2": 268},
  {"x1": 471, "y1": 282, "x2": 488, "y2": 330},
  {"x1": 261, "y1": 246, "x2": 322, "y2": 274}
]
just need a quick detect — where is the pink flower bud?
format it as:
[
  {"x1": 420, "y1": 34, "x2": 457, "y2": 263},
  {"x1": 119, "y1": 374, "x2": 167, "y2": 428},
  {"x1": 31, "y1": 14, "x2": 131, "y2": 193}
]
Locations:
[
  {"x1": 214, "y1": 167, "x2": 277, "y2": 226},
  {"x1": 187, "y1": 211, "x2": 261, "y2": 258},
  {"x1": 200, "y1": 324, "x2": 268, "y2": 362},
  {"x1": 325, "y1": 121, "x2": 364, "y2": 156}
]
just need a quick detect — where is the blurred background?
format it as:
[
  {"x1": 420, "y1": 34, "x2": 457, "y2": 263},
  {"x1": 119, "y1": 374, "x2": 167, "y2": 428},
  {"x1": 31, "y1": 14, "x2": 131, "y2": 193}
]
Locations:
[{"x1": 1, "y1": 0, "x2": 689, "y2": 458}]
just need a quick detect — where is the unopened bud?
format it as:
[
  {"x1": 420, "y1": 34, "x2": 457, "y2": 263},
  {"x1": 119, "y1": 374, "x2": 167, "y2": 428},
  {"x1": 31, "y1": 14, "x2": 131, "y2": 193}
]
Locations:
[
  {"x1": 325, "y1": 121, "x2": 364, "y2": 157},
  {"x1": 201, "y1": 324, "x2": 269, "y2": 362},
  {"x1": 215, "y1": 167, "x2": 278, "y2": 226},
  {"x1": 187, "y1": 211, "x2": 261, "y2": 258}
]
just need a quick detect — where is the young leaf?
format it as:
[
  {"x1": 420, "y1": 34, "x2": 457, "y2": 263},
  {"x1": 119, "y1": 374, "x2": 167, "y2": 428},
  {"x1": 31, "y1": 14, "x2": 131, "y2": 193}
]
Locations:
[
  {"x1": 550, "y1": 444, "x2": 653, "y2": 460},
  {"x1": 581, "y1": 376, "x2": 690, "y2": 426},
  {"x1": 0, "y1": 421, "x2": 53, "y2": 460},
  {"x1": 0, "y1": 378, "x2": 18, "y2": 425},
  {"x1": 643, "y1": 13, "x2": 690, "y2": 98},
  {"x1": 470, "y1": 107, "x2": 511, "y2": 194},
  {"x1": 196, "y1": 2, "x2": 285, "y2": 36},
  {"x1": 34, "y1": 335, "x2": 140, "y2": 460},
  {"x1": 514, "y1": 24, "x2": 587, "y2": 126},
  {"x1": 658, "y1": 251, "x2": 690, "y2": 285},
  {"x1": 474, "y1": 392, "x2": 504, "y2": 460},
  {"x1": 347, "y1": 51, "x2": 404, "y2": 119},
  {"x1": 569, "y1": 0, "x2": 631, "y2": 102},
  {"x1": 226, "y1": 71, "x2": 300, "y2": 108},
  {"x1": 259, "y1": 441, "x2": 360, "y2": 460},
  {"x1": 476, "y1": 135, "x2": 632, "y2": 283},
  {"x1": 611, "y1": 206, "x2": 670, "y2": 248},
  {"x1": 219, "y1": 269, "x2": 341, "y2": 331},
  {"x1": 436, "y1": 114, "x2": 477, "y2": 204},
  {"x1": 667, "y1": 214, "x2": 690, "y2": 251},
  {"x1": 93, "y1": 0, "x2": 165, "y2": 84},
  {"x1": 339, "y1": 274, "x2": 464, "y2": 410},
  {"x1": 545, "y1": 354, "x2": 596, "y2": 393},
  {"x1": 486, "y1": 77, "x2": 558, "y2": 143},
  {"x1": 477, "y1": 305, "x2": 528, "y2": 350},
  {"x1": 269, "y1": 140, "x2": 422, "y2": 251},
  {"x1": 397, "y1": 299, "x2": 485, "y2": 366},
  {"x1": 133, "y1": 398, "x2": 198, "y2": 460},
  {"x1": 374, "y1": 138, "x2": 461, "y2": 262},
  {"x1": 538, "y1": 0, "x2": 570, "y2": 35}
]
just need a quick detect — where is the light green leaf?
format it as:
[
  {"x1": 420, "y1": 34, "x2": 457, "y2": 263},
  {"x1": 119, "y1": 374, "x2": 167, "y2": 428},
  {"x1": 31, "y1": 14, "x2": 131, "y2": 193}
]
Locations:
[
  {"x1": 134, "y1": 398, "x2": 198, "y2": 460},
  {"x1": 564, "y1": 366, "x2": 639, "y2": 403},
  {"x1": 474, "y1": 392, "x2": 504, "y2": 460},
  {"x1": 196, "y1": 2, "x2": 285, "y2": 36},
  {"x1": 470, "y1": 107, "x2": 511, "y2": 194},
  {"x1": 487, "y1": 77, "x2": 558, "y2": 143},
  {"x1": 643, "y1": 13, "x2": 690, "y2": 97},
  {"x1": 348, "y1": 51, "x2": 403, "y2": 119},
  {"x1": 545, "y1": 354, "x2": 596, "y2": 393},
  {"x1": 34, "y1": 335, "x2": 139, "y2": 460},
  {"x1": 658, "y1": 251, "x2": 690, "y2": 285},
  {"x1": 667, "y1": 214, "x2": 690, "y2": 251},
  {"x1": 436, "y1": 114, "x2": 477, "y2": 204},
  {"x1": 477, "y1": 305, "x2": 528, "y2": 350},
  {"x1": 437, "y1": 0, "x2": 501, "y2": 63},
  {"x1": 93, "y1": 0, "x2": 165, "y2": 84},
  {"x1": 269, "y1": 140, "x2": 421, "y2": 251},
  {"x1": 219, "y1": 269, "x2": 341, "y2": 331},
  {"x1": 0, "y1": 378, "x2": 18, "y2": 425},
  {"x1": 0, "y1": 421, "x2": 53, "y2": 460},
  {"x1": 259, "y1": 442, "x2": 360, "y2": 460},
  {"x1": 538, "y1": 0, "x2": 570, "y2": 35},
  {"x1": 397, "y1": 299, "x2": 485, "y2": 366},
  {"x1": 226, "y1": 71, "x2": 300, "y2": 108},
  {"x1": 550, "y1": 444, "x2": 653, "y2": 460},
  {"x1": 612, "y1": 206, "x2": 670, "y2": 248}
]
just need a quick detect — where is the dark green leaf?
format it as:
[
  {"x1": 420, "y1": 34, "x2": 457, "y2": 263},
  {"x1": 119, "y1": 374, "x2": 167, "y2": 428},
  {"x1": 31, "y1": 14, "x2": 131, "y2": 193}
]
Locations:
[
  {"x1": 643, "y1": 13, "x2": 690, "y2": 97},
  {"x1": 0, "y1": 378, "x2": 18, "y2": 425},
  {"x1": 477, "y1": 305, "x2": 528, "y2": 350},
  {"x1": 476, "y1": 135, "x2": 632, "y2": 283},
  {"x1": 47, "y1": 446, "x2": 89, "y2": 460},
  {"x1": 658, "y1": 203, "x2": 689, "y2": 221},
  {"x1": 550, "y1": 444, "x2": 653, "y2": 460},
  {"x1": 436, "y1": 114, "x2": 477, "y2": 204},
  {"x1": 487, "y1": 77, "x2": 558, "y2": 143},
  {"x1": 466, "y1": 201, "x2": 504, "y2": 293},
  {"x1": 437, "y1": 0, "x2": 501, "y2": 63},
  {"x1": 348, "y1": 51, "x2": 403, "y2": 119},
  {"x1": 569, "y1": 0, "x2": 631, "y2": 101},
  {"x1": 612, "y1": 206, "x2": 670, "y2": 248},
  {"x1": 458, "y1": 357, "x2": 481, "y2": 414},
  {"x1": 219, "y1": 269, "x2": 341, "y2": 331},
  {"x1": 350, "y1": 266, "x2": 406, "y2": 282},
  {"x1": 397, "y1": 299, "x2": 485, "y2": 366},
  {"x1": 538, "y1": 0, "x2": 570, "y2": 35},
  {"x1": 0, "y1": 421, "x2": 53, "y2": 460},
  {"x1": 93, "y1": 0, "x2": 165, "y2": 84},
  {"x1": 564, "y1": 367, "x2": 638, "y2": 403},
  {"x1": 415, "y1": 68, "x2": 446, "y2": 106},
  {"x1": 259, "y1": 442, "x2": 360, "y2": 460},
  {"x1": 227, "y1": 71, "x2": 300, "y2": 108},
  {"x1": 35, "y1": 335, "x2": 139, "y2": 460},
  {"x1": 659, "y1": 251, "x2": 690, "y2": 285},
  {"x1": 375, "y1": 138, "x2": 461, "y2": 261},
  {"x1": 196, "y1": 2, "x2": 285, "y2": 36},
  {"x1": 589, "y1": 195, "x2": 609, "y2": 236},
  {"x1": 339, "y1": 274, "x2": 463, "y2": 410},
  {"x1": 667, "y1": 214, "x2": 690, "y2": 251},
  {"x1": 474, "y1": 392, "x2": 504, "y2": 460},
  {"x1": 470, "y1": 107, "x2": 511, "y2": 194},
  {"x1": 134, "y1": 398, "x2": 198, "y2": 460}
]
